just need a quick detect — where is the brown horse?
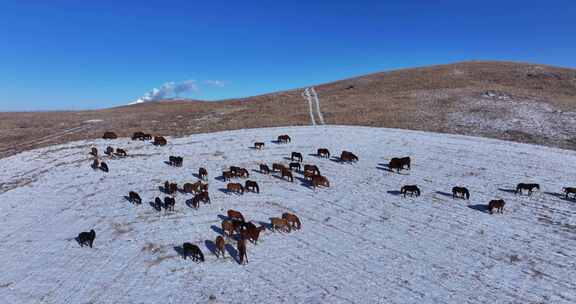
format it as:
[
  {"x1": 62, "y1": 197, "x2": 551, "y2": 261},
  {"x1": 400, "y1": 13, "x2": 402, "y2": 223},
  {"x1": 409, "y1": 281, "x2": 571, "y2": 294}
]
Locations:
[
  {"x1": 132, "y1": 131, "x2": 145, "y2": 140},
  {"x1": 222, "y1": 171, "x2": 233, "y2": 181},
  {"x1": 488, "y1": 199, "x2": 505, "y2": 214},
  {"x1": 254, "y1": 142, "x2": 265, "y2": 150},
  {"x1": 164, "y1": 181, "x2": 178, "y2": 194},
  {"x1": 168, "y1": 156, "x2": 183, "y2": 167},
  {"x1": 115, "y1": 148, "x2": 127, "y2": 157},
  {"x1": 272, "y1": 163, "x2": 286, "y2": 172},
  {"x1": 153, "y1": 136, "x2": 167, "y2": 146},
  {"x1": 193, "y1": 192, "x2": 210, "y2": 205},
  {"x1": 282, "y1": 213, "x2": 301, "y2": 230},
  {"x1": 128, "y1": 191, "x2": 142, "y2": 204},
  {"x1": 163, "y1": 196, "x2": 176, "y2": 211},
  {"x1": 291, "y1": 152, "x2": 303, "y2": 162},
  {"x1": 241, "y1": 225, "x2": 265, "y2": 245},
  {"x1": 304, "y1": 171, "x2": 316, "y2": 181},
  {"x1": 227, "y1": 209, "x2": 245, "y2": 222},
  {"x1": 245, "y1": 180, "x2": 260, "y2": 193},
  {"x1": 277, "y1": 134, "x2": 291, "y2": 144},
  {"x1": 389, "y1": 157, "x2": 410, "y2": 173},
  {"x1": 102, "y1": 131, "x2": 117, "y2": 140},
  {"x1": 198, "y1": 167, "x2": 208, "y2": 180},
  {"x1": 183, "y1": 181, "x2": 206, "y2": 194},
  {"x1": 235, "y1": 168, "x2": 249, "y2": 178},
  {"x1": 270, "y1": 217, "x2": 291, "y2": 233},
  {"x1": 317, "y1": 148, "x2": 330, "y2": 158},
  {"x1": 304, "y1": 164, "x2": 320, "y2": 175},
  {"x1": 215, "y1": 236, "x2": 226, "y2": 258},
  {"x1": 227, "y1": 183, "x2": 244, "y2": 194},
  {"x1": 280, "y1": 168, "x2": 294, "y2": 182},
  {"x1": 563, "y1": 187, "x2": 576, "y2": 199},
  {"x1": 259, "y1": 164, "x2": 271, "y2": 174},
  {"x1": 340, "y1": 151, "x2": 358, "y2": 162},
  {"x1": 237, "y1": 238, "x2": 248, "y2": 265},
  {"x1": 312, "y1": 175, "x2": 330, "y2": 188},
  {"x1": 221, "y1": 220, "x2": 236, "y2": 238}
]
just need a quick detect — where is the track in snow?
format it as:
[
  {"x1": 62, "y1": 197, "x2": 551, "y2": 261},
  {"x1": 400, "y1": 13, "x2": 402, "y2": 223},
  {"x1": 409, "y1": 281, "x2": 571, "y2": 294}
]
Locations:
[
  {"x1": 303, "y1": 87, "x2": 325, "y2": 125},
  {"x1": 0, "y1": 126, "x2": 575, "y2": 304}
]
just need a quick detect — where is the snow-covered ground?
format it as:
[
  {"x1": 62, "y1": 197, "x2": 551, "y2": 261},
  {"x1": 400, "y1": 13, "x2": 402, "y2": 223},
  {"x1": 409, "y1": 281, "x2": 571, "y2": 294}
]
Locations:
[{"x1": 0, "y1": 126, "x2": 575, "y2": 304}]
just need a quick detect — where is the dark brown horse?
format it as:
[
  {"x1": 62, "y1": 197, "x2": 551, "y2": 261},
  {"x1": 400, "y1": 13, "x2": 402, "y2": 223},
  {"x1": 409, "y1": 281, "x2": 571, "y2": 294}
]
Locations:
[
  {"x1": 259, "y1": 164, "x2": 271, "y2": 174},
  {"x1": 182, "y1": 243, "x2": 204, "y2": 262},
  {"x1": 76, "y1": 229, "x2": 96, "y2": 248},
  {"x1": 115, "y1": 148, "x2": 127, "y2": 157},
  {"x1": 340, "y1": 151, "x2": 358, "y2": 162},
  {"x1": 254, "y1": 142, "x2": 265, "y2": 150},
  {"x1": 563, "y1": 187, "x2": 576, "y2": 199},
  {"x1": 128, "y1": 191, "x2": 142, "y2": 204},
  {"x1": 289, "y1": 162, "x2": 301, "y2": 171},
  {"x1": 303, "y1": 164, "x2": 320, "y2": 175},
  {"x1": 99, "y1": 162, "x2": 109, "y2": 172},
  {"x1": 91, "y1": 159, "x2": 99, "y2": 170},
  {"x1": 89, "y1": 147, "x2": 98, "y2": 156},
  {"x1": 389, "y1": 157, "x2": 411, "y2": 173},
  {"x1": 304, "y1": 171, "x2": 316, "y2": 181},
  {"x1": 168, "y1": 156, "x2": 183, "y2": 167},
  {"x1": 272, "y1": 163, "x2": 286, "y2": 172},
  {"x1": 401, "y1": 185, "x2": 420, "y2": 197},
  {"x1": 222, "y1": 171, "x2": 233, "y2": 181},
  {"x1": 317, "y1": 148, "x2": 330, "y2": 158},
  {"x1": 312, "y1": 175, "x2": 329, "y2": 188},
  {"x1": 245, "y1": 180, "x2": 260, "y2": 193},
  {"x1": 198, "y1": 167, "x2": 208, "y2": 180},
  {"x1": 282, "y1": 213, "x2": 301, "y2": 230},
  {"x1": 237, "y1": 238, "x2": 248, "y2": 265},
  {"x1": 227, "y1": 209, "x2": 245, "y2": 222},
  {"x1": 102, "y1": 131, "x2": 117, "y2": 140},
  {"x1": 516, "y1": 183, "x2": 540, "y2": 195},
  {"x1": 235, "y1": 168, "x2": 249, "y2": 178},
  {"x1": 241, "y1": 225, "x2": 265, "y2": 245},
  {"x1": 132, "y1": 131, "x2": 145, "y2": 140},
  {"x1": 280, "y1": 168, "x2": 294, "y2": 182},
  {"x1": 163, "y1": 196, "x2": 176, "y2": 211},
  {"x1": 193, "y1": 192, "x2": 210, "y2": 205},
  {"x1": 452, "y1": 186, "x2": 470, "y2": 200},
  {"x1": 227, "y1": 183, "x2": 244, "y2": 194},
  {"x1": 488, "y1": 199, "x2": 505, "y2": 214},
  {"x1": 277, "y1": 134, "x2": 291, "y2": 144},
  {"x1": 104, "y1": 146, "x2": 114, "y2": 156},
  {"x1": 153, "y1": 136, "x2": 167, "y2": 146},
  {"x1": 215, "y1": 236, "x2": 226, "y2": 258},
  {"x1": 164, "y1": 181, "x2": 178, "y2": 194},
  {"x1": 291, "y1": 152, "x2": 303, "y2": 162},
  {"x1": 221, "y1": 220, "x2": 237, "y2": 238}
]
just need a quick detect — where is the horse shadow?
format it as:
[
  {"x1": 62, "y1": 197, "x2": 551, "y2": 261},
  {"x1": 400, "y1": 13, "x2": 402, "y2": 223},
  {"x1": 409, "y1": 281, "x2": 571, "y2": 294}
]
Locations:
[
  {"x1": 185, "y1": 199, "x2": 195, "y2": 209},
  {"x1": 329, "y1": 157, "x2": 342, "y2": 163},
  {"x1": 435, "y1": 191, "x2": 454, "y2": 198},
  {"x1": 468, "y1": 204, "x2": 490, "y2": 213},
  {"x1": 283, "y1": 157, "x2": 293, "y2": 161},
  {"x1": 217, "y1": 214, "x2": 228, "y2": 221},
  {"x1": 387, "y1": 190, "x2": 402, "y2": 196},
  {"x1": 204, "y1": 240, "x2": 217, "y2": 256},
  {"x1": 218, "y1": 188, "x2": 229, "y2": 194},
  {"x1": 123, "y1": 196, "x2": 132, "y2": 203},
  {"x1": 498, "y1": 188, "x2": 517, "y2": 194},
  {"x1": 163, "y1": 161, "x2": 174, "y2": 166},
  {"x1": 248, "y1": 146, "x2": 258, "y2": 150},
  {"x1": 192, "y1": 173, "x2": 202, "y2": 179},
  {"x1": 173, "y1": 246, "x2": 185, "y2": 259},
  {"x1": 225, "y1": 244, "x2": 239, "y2": 264},
  {"x1": 544, "y1": 191, "x2": 574, "y2": 202},
  {"x1": 376, "y1": 164, "x2": 393, "y2": 172},
  {"x1": 270, "y1": 140, "x2": 281, "y2": 144},
  {"x1": 214, "y1": 176, "x2": 227, "y2": 182},
  {"x1": 295, "y1": 176, "x2": 313, "y2": 189},
  {"x1": 211, "y1": 225, "x2": 225, "y2": 236},
  {"x1": 158, "y1": 186, "x2": 170, "y2": 194}
]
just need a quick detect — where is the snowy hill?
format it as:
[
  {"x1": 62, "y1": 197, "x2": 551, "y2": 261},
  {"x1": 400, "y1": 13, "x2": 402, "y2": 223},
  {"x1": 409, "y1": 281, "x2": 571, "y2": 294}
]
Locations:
[{"x1": 0, "y1": 126, "x2": 575, "y2": 304}]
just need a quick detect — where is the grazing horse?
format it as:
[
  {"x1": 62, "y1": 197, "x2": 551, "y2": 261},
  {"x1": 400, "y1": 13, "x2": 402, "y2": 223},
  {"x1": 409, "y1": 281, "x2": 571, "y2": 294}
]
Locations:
[
  {"x1": 291, "y1": 152, "x2": 303, "y2": 162},
  {"x1": 128, "y1": 191, "x2": 142, "y2": 204},
  {"x1": 104, "y1": 146, "x2": 114, "y2": 156},
  {"x1": 115, "y1": 148, "x2": 127, "y2": 157},
  {"x1": 254, "y1": 142, "x2": 265, "y2": 150},
  {"x1": 153, "y1": 136, "x2": 167, "y2": 146},
  {"x1": 237, "y1": 238, "x2": 248, "y2": 265},
  {"x1": 259, "y1": 164, "x2": 271, "y2": 174},
  {"x1": 303, "y1": 164, "x2": 320, "y2": 175},
  {"x1": 164, "y1": 181, "x2": 178, "y2": 194},
  {"x1": 452, "y1": 186, "x2": 470, "y2": 200},
  {"x1": 340, "y1": 151, "x2": 358, "y2": 162},
  {"x1": 272, "y1": 163, "x2": 286, "y2": 172},
  {"x1": 222, "y1": 171, "x2": 233, "y2": 181},
  {"x1": 241, "y1": 225, "x2": 265, "y2": 245},
  {"x1": 221, "y1": 220, "x2": 236, "y2": 238},
  {"x1": 563, "y1": 187, "x2": 576, "y2": 199},
  {"x1": 227, "y1": 183, "x2": 244, "y2": 194},
  {"x1": 198, "y1": 167, "x2": 208, "y2": 180},
  {"x1": 89, "y1": 147, "x2": 98, "y2": 156},
  {"x1": 389, "y1": 157, "x2": 411, "y2": 173},
  {"x1": 516, "y1": 183, "x2": 540, "y2": 195},
  {"x1": 182, "y1": 243, "x2": 204, "y2": 262},
  {"x1": 270, "y1": 218, "x2": 291, "y2": 233},
  {"x1": 488, "y1": 199, "x2": 505, "y2": 214},
  {"x1": 401, "y1": 185, "x2": 421, "y2": 197},
  {"x1": 289, "y1": 162, "x2": 301, "y2": 171},
  {"x1": 91, "y1": 159, "x2": 99, "y2": 170},
  {"x1": 76, "y1": 229, "x2": 96, "y2": 248},
  {"x1": 277, "y1": 134, "x2": 291, "y2": 144},
  {"x1": 183, "y1": 181, "x2": 206, "y2": 194},
  {"x1": 215, "y1": 236, "x2": 226, "y2": 258},
  {"x1": 281, "y1": 168, "x2": 294, "y2": 182},
  {"x1": 227, "y1": 209, "x2": 245, "y2": 222},
  {"x1": 164, "y1": 197, "x2": 176, "y2": 211},
  {"x1": 99, "y1": 162, "x2": 109, "y2": 172},
  {"x1": 312, "y1": 175, "x2": 330, "y2": 188},
  {"x1": 245, "y1": 180, "x2": 260, "y2": 193},
  {"x1": 235, "y1": 168, "x2": 249, "y2": 178},
  {"x1": 153, "y1": 197, "x2": 163, "y2": 211},
  {"x1": 282, "y1": 213, "x2": 301, "y2": 230},
  {"x1": 317, "y1": 148, "x2": 330, "y2": 158},
  {"x1": 193, "y1": 192, "x2": 210, "y2": 205},
  {"x1": 168, "y1": 156, "x2": 183, "y2": 167},
  {"x1": 102, "y1": 131, "x2": 117, "y2": 140},
  {"x1": 304, "y1": 171, "x2": 316, "y2": 181}
]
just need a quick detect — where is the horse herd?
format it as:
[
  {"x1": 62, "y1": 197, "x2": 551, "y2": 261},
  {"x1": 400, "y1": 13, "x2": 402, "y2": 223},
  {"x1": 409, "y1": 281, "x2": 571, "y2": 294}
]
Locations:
[{"x1": 77, "y1": 131, "x2": 576, "y2": 264}]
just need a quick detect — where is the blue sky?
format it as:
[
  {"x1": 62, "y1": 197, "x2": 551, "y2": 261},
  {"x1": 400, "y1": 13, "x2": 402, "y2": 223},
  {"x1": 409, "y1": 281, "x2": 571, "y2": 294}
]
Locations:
[{"x1": 1, "y1": 0, "x2": 575, "y2": 111}]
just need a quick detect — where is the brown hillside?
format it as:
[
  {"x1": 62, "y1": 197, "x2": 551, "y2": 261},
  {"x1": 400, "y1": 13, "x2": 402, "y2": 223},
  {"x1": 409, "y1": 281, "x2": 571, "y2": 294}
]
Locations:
[{"x1": 1, "y1": 61, "x2": 575, "y2": 158}]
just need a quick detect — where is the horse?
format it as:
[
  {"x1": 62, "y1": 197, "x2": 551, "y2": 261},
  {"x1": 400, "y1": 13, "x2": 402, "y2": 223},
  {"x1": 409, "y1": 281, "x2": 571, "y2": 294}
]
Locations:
[
  {"x1": 198, "y1": 167, "x2": 208, "y2": 180},
  {"x1": 183, "y1": 181, "x2": 205, "y2": 194},
  {"x1": 91, "y1": 159, "x2": 99, "y2": 170},
  {"x1": 193, "y1": 192, "x2": 210, "y2": 205},
  {"x1": 227, "y1": 183, "x2": 244, "y2": 194},
  {"x1": 317, "y1": 148, "x2": 330, "y2": 158},
  {"x1": 488, "y1": 199, "x2": 505, "y2": 214},
  {"x1": 563, "y1": 187, "x2": 576, "y2": 199},
  {"x1": 164, "y1": 181, "x2": 178, "y2": 194},
  {"x1": 304, "y1": 171, "x2": 316, "y2": 181},
  {"x1": 163, "y1": 197, "x2": 176, "y2": 211},
  {"x1": 291, "y1": 152, "x2": 303, "y2": 162},
  {"x1": 99, "y1": 162, "x2": 109, "y2": 172},
  {"x1": 282, "y1": 213, "x2": 301, "y2": 230},
  {"x1": 168, "y1": 156, "x2": 183, "y2": 167},
  {"x1": 215, "y1": 236, "x2": 226, "y2": 258},
  {"x1": 186, "y1": 197, "x2": 200, "y2": 209},
  {"x1": 516, "y1": 183, "x2": 540, "y2": 195},
  {"x1": 115, "y1": 148, "x2": 127, "y2": 157},
  {"x1": 235, "y1": 168, "x2": 250, "y2": 178},
  {"x1": 221, "y1": 220, "x2": 236, "y2": 238},
  {"x1": 270, "y1": 218, "x2": 291, "y2": 233},
  {"x1": 227, "y1": 209, "x2": 245, "y2": 222},
  {"x1": 289, "y1": 162, "x2": 301, "y2": 171},
  {"x1": 241, "y1": 225, "x2": 265, "y2": 245},
  {"x1": 102, "y1": 131, "x2": 117, "y2": 140},
  {"x1": 254, "y1": 142, "x2": 265, "y2": 150},
  {"x1": 76, "y1": 229, "x2": 96, "y2": 248},
  {"x1": 230, "y1": 166, "x2": 241, "y2": 175},
  {"x1": 237, "y1": 238, "x2": 248, "y2": 265},
  {"x1": 104, "y1": 146, "x2": 114, "y2": 156},
  {"x1": 303, "y1": 164, "x2": 320, "y2": 175},
  {"x1": 132, "y1": 131, "x2": 145, "y2": 140},
  {"x1": 312, "y1": 175, "x2": 330, "y2": 188},
  {"x1": 272, "y1": 163, "x2": 286, "y2": 172},
  {"x1": 259, "y1": 164, "x2": 271, "y2": 174},
  {"x1": 281, "y1": 168, "x2": 294, "y2": 182},
  {"x1": 153, "y1": 197, "x2": 163, "y2": 211},
  {"x1": 340, "y1": 151, "x2": 358, "y2": 162},
  {"x1": 452, "y1": 186, "x2": 470, "y2": 200},
  {"x1": 128, "y1": 191, "x2": 142, "y2": 204},
  {"x1": 153, "y1": 136, "x2": 167, "y2": 146},
  {"x1": 277, "y1": 134, "x2": 291, "y2": 144},
  {"x1": 389, "y1": 157, "x2": 410, "y2": 173},
  {"x1": 89, "y1": 147, "x2": 98, "y2": 157},
  {"x1": 401, "y1": 185, "x2": 421, "y2": 197},
  {"x1": 222, "y1": 171, "x2": 233, "y2": 181},
  {"x1": 182, "y1": 243, "x2": 204, "y2": 262},
  {"x1": 245, "y1": 180, "x2": 260, "y2": 193}
]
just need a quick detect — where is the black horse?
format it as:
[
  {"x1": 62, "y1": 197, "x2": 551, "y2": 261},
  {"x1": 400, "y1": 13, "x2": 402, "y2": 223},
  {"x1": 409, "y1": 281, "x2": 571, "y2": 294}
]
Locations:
[
  {"x1": 516, "y1": 183, "x2": 540, "y2": 195},
  {"x1": 76, "y1": 230, "x2": 96, "y2": 248},
  {"x1": 401, "y1": 185, "x2": 421, "y2": 197},
  {"x1": 182, "y1": 243, "x2": 205, "y2": 262},
  {"x1": 452, "y1": 186, "x2": 470, "y2": 200}
]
